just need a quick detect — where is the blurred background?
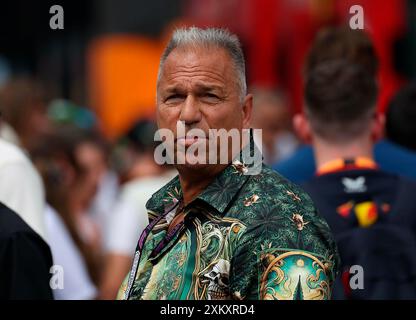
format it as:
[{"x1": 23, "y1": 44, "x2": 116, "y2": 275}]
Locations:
[{"x1": 0, "y1": 0, "x2": 415, "y2": 299}]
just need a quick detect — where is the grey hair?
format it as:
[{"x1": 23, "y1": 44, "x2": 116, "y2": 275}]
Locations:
[{"x1": 157, "y1": 27, "x2": 247, "y2": 100}]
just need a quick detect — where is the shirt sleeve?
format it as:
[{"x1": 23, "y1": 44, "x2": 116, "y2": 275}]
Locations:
[{"x1": 229, "y1": 206, "x2": 339, "y2": 300}]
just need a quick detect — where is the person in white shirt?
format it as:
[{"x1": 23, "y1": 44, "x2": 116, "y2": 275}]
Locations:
[
  {"x1": 99, "y1": 119, "x2": 176, "y2": 299},
  {"x1": 45, "y1": 205, "x2": 97, "y2": 300},
  {"x1": 0, "y1": 137, "x2": 47, "y2": 242},
  {"x1": 105, "y1": 171, "x2": 177, "y2": 257}
]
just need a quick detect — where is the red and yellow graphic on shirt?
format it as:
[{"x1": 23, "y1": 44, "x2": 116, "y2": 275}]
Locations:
[
  {"x1": 354, "y1": 201, "x2": 378, "y2": 227},
  {"x1": 336, "y1": 201, "x2": 392, "y2": 227}
]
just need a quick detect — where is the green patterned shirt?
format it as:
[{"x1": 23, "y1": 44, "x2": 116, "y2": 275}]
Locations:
[{"x1": 117, "y1": 143, "x2": 340, "y2": 300}]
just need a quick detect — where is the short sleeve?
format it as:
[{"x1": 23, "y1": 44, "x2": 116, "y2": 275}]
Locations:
[{"x1": 229, "y1": 207, "x2": 339, "y2": 300}]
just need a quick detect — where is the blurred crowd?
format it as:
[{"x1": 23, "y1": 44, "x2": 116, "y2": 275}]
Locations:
[
  {"x1": 0, "y1": 0, "x2": 416, "y2": 300},
  {"x1": 0, "y1": 84, "x2": 178, "y2": 298}
]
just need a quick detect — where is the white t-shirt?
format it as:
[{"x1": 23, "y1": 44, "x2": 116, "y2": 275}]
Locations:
[
  {"x1": 0, "y1": 138, "x2": 47, "y2": 241},
  {"x1": 45, "y1": 205, "x2": 97, "y2": 300},
  {"x1": 0, "y1": 122, "x2": 21, "y2": 146},
  {"x1": 88, "y1": 170, "x2": 119, "y2": 245},
  {"x1": 105, "y1": 171, "x2": 177, "y2": 256}
]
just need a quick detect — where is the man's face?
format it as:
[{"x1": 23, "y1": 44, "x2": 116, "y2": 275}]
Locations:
[{"x1": 156, "y1": 46, "x2": 252, "y2": 173}]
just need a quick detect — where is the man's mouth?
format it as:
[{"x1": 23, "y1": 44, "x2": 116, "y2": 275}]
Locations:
[{"x1": 176, "y1": 136, "x2": 208, "y2": 147}]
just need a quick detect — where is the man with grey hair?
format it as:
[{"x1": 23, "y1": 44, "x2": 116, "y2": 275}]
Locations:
[{"x1": 117, "y1": 27, "x2": 339, "y2": 300}]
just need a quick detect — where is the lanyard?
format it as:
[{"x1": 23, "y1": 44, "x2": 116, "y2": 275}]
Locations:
[{"x1": 124, "y1": 199, "x2": 181, "y2": 300}]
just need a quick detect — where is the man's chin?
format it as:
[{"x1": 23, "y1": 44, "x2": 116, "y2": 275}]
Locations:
[
  {"x1": 175, "y1": 160, "x2": 227, "y2": 174},
  {"x1": 176, "y1": 158, "x2": 210, "y2": 170}
]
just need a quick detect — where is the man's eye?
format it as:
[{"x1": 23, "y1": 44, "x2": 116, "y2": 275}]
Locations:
[
  {"x1": 202, "y1": 93, "x2": 220, "y2": 102},
  {"x1": 165, "y1": 94, "x2": 185, "y2": 103}
]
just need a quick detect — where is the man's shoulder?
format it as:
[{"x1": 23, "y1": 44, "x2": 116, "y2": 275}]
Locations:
[
  {"x1": 302, "y1": 168, "x2": 403, "y2": 197},
  {"x1": 0, "y1": 202, "x2": 32, "y2": 237},
  {"x1": 229, "y1": 165, "x2": 340, "y2": 281},
  {"x1": 0, "y1": 139, "x2": 43, "y2": 187},
  {"x1": 302, "y1": 169, "x2": 416, "y2": 227},
  {"x1": 0, "y1": 202, "x2": 50, "y2": 254},
  {"x1": 145, "y1": 174, "x2": 181, "y2": 215},
  {"x1": 261, "y1": 165, "x2": 311, "y2": 191},
  {"x1": 227, "y1": 164, "x2": 322, "y2": 233},
  {"x1": 245, "y1": 164, "x2": 317, "y2": 213},
  {"x1": 0, "y1": 139, "x2": 29, "y2": 168}
]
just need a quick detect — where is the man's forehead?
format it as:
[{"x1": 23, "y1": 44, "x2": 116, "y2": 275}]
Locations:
[
  {"x1": 162, "y1": 81, "x2": 225, "y2": 94},
  {"x1": 168, "y1": 45, "x2": 231, "y2": 63},
  {"x1": 160, "y1": 46, "x2": 234, "y2": 79}
]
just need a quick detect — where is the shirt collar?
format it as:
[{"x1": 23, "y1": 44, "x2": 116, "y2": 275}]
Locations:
[
  {"x1": 316, "y1": 157, "x2": 378, "y2": 176},
  {"x1": 146, "y1": 129, "x2": 263, "y2": 217}
]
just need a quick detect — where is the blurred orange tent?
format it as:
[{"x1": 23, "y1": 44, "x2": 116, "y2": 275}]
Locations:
[{"x1": 87, "y1": 35, "x2": 164, "y2": 140}]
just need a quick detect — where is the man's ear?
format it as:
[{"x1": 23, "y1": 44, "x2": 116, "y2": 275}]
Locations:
[
  {"x1": 371, "y1": 112, "x2": 385, "y2": 142},
  {"x1": 242, "y1": 94, "x2": 253, "y2": 129},
  {"x1": 293, "y1": 113, "x2": 312, "y2": 144}
]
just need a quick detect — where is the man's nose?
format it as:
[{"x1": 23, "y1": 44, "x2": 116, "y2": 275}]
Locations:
[{"x1": 179, "y1": 95, "x2": 202, "y2": 125}]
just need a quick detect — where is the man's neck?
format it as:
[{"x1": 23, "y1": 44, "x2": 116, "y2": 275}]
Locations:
[
  {"x1": 178, "y1": 164, "x2": 228, "y2": 205},
  {"x1": 313, "y1": 136, "x2": 374, "y2": 170}
]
